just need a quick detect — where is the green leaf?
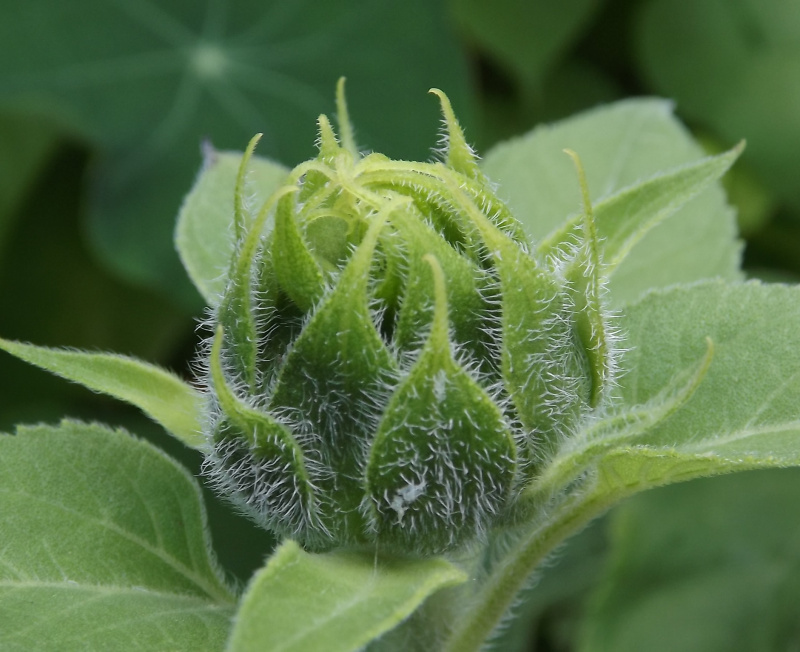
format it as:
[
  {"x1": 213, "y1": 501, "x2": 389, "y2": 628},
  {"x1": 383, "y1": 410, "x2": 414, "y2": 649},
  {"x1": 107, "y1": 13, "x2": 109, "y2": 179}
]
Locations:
[
  {"x1": 637, "y1": 0, "x2": 800, "y2": 208},
  {"x1": 268, "y1": 213, "x2": 398, "y2": 538},
  {"x1": 226, "y1": 540, "x2": 467, "y2": 652},
  {"x1": 540, "y1": 144, "x2": 743, "y2": 274},
  {"x1": 0, "y1": 338, "x2": 205, "y2": 449},
  {"x1": 0, "y1": 420, "x2": 235, "y2": 652},
  {"x1": 0, "y1": 0, "x2": 474, "y2": 300},
  {"x1": 581, "y1": 470, "x2": 800, "y2": 652},
  {"x1": 528, "y1": 280, "x2": 800, "y2": 513},
  {"x1": 481, "y1": 100, "x2": 742, "y2": 304},
  {"x1": 176, "y1": 148, "x2": 287, "y2": 306},
  {"x1": 616, "y1": 281, "x2": 800, "y2": 459},
  {"x1": 448, "y1": 0, "x2": 601, "y2": 87}
]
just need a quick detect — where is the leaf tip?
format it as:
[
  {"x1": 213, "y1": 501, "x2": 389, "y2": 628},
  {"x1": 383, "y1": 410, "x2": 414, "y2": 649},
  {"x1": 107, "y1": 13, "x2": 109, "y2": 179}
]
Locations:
[{"x1": 336, "y1": 76, "x2": 358, "y2": 157}]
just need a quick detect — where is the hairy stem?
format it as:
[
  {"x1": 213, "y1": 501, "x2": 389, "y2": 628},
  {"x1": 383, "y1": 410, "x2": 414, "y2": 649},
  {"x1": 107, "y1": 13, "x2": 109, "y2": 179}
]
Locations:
[{"x1": 443, "y1": 491, "x2": 615, "y2": 652}]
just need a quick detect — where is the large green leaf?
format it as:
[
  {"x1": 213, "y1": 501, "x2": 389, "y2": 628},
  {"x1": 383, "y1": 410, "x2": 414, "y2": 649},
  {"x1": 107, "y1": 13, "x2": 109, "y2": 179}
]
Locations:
[
  {"x1": 637, "y1": 0, "x2": 800, "y2": 208},
  {"x1": 226, "y1": 540, "x2": 467, "y2": 652},
  {"x1": 481, "y1": 100, "x2": 742, "y2": 303},
  {"x1": 0, "y1": 421, "x2": 235, "y2": 651},
  {"x1": 176, "y1": 148, "x2": 287, "y2": 305},
  {"x1": 526, "y1": 280, "x2": 800, "y2": 525},
  {"x1": 580, "y1": 470, "x2": 800, "y2": 652},
  {"x1": 0, "y1": 0, "x2": 473, "y2": 302},
  {"x1": 615, "y1": 281, "x2": 800, "y2": 458},
  {"x1": 0, "y1": 338, "x2": 205, "y2": 449}
]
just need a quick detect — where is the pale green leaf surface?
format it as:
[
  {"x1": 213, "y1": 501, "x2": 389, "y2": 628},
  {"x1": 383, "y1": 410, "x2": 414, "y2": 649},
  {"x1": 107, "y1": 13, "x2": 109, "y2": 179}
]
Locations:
[
  {"x1": 0, "y1": 338, "x2": 205, "y2": 449},
  {"x1": 531, "y1": 281, "x2": 800, "y2": 515},
  {"x1": 615, "y1": 281, "x2": 800, "y2": 459},
  {"x1": 637, "y1": 0, "x2": 800, "y2": 207},
  {"x1": 227, "y1": 540, "x2": 467, "y2": 652},
  {"x1": 0, "y1": 421, "x2": 234, "y2": 651},
  {"x1": 482, "y1": 100, "x2": 741, "y2": 303},
  {"x1": 176, "y1": 149, "x2": 287, "y2": 305},
  {"x1": 0, "y1": 0, "x2": 473, "y2": 301},
  {"x1": 581, "y1": 470, "x2": 800, "y2": 652},
  {"x1": 540, "y1": 145, "x2": 743, "y2": 273}
]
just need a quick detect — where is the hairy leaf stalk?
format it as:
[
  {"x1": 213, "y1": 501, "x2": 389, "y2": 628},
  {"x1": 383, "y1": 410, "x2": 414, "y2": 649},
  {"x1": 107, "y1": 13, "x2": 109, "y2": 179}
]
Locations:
[{"x1": 201, "y1": 84, "x2": 620, "y2": 556}]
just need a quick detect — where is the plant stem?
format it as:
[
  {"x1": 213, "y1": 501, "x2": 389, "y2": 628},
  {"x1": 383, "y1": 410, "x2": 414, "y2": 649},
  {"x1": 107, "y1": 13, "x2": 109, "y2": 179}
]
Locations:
[{"x1": 442, "y1": 492, "x2": 614, "y2": 652}]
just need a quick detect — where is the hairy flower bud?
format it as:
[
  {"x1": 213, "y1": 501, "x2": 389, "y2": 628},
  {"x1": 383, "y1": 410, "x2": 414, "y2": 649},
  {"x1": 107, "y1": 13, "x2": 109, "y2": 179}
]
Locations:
[{"x1": 201, "y1": 83, "x2": 619, "y2": 555}]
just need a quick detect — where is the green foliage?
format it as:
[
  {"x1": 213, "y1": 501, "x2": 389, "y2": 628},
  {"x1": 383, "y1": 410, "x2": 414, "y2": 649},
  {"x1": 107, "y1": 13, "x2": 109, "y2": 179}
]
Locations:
[
  {"x1": 177, "y1": 147, "x2": 288, "y2": 305},
  {"x1": 482, "y1": 99, "x2": 742, "y2": 303},
  {"x1": 228, "y1": 541, "x2": 466, "y2": 652},
  {"x1": 0, "y1": 338, "x2": 205, "y2": 448},
  {"x1": 0, "y1": 421, "x2": 235, "y2": 652},
  {"x1": 637, "y1": 0, "x2": 800, "y2": 209},
  {"x1": 1, "y1": 43, "x2": 799, "y2": 651},
  {"x1": 0, "y1": 0, "x2": 473, "y2": 302},
  {"x1": 449, "y1": 0, "x2": 601, "y2": 87},
  {"x1": 582, "y1": 471, "x2": 800, "y2": 651}
]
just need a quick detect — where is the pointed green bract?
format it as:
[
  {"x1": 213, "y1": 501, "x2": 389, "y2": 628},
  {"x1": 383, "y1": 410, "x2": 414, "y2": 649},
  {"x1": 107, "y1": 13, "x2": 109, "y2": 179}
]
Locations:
[
  {"x1": 272, "y1": 188, "x2": 327, "y2": 313},
  {"x1": 429, "y1": 88, "x2": 483, "y2": 181},
  {"x1": 218, "y1": 185, "x2": 299, "y2": 387},
  {"x1": 267, "y1": 212, "x2": 399, "y2": 543},
  {"x1": 206, "y1": 327, "x2": 320, "y2": 542},
  {"x1": 0, "y1": 337, "x2": 205, "y2": 449},
  {"x1": 336, "y1": 77, "x2": 359, "y2": 157},
  {"x1": 562, "y1": 149, "x2": 615, "y2": 408},
  {"x1": 226, "y1": 541, "x2": 466, "y2": 652},
  {"x1": 0, "y1": 421, "x2": 234, "y2": 651},
  {"x1": 234, "y1": 134, "x2": 264, "y2": 242},
  {"x1": 447, "y1": 179, "x2": 586, "y2": 451},
  {"x1": 388, "y1": 206, "x2": 486, "y2": 358},
  {"x1": 366, "y1": 256, "x2": 516, "y2": 552}
]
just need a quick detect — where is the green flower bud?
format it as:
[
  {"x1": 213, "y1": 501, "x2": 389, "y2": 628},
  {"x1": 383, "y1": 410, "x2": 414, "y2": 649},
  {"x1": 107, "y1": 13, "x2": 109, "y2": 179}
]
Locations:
[{"x1": 201, "y1": 82, "x2": 619, "y2": 555}]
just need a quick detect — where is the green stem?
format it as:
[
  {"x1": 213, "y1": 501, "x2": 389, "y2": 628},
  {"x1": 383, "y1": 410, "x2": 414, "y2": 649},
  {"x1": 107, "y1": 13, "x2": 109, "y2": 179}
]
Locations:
[{"x1": 443, "y1": 492, "x2": 615, "y2": 652}]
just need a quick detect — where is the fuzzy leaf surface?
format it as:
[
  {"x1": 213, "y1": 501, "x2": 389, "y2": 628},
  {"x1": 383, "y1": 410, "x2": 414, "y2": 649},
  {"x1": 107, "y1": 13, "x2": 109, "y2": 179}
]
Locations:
[
  {"x1": 0, "y1": 0, "x2": 473, "y2": 300},
  {"x1": 581, "y1": 470, "x2": 800, "y2": 652},
  {"x1": 176, "y1": 149, "x2": 287, "y2": 306},
  {"x1": 615, "y1": 281, "x2": 800, "y2": 458},
  {"x1": 531, "y1": 281, "x2": 800, "y2": 512},
  {"x1": 0, "y1": 338, "x2": 205, "y2": 449},
  {"x1": 226, "y1": 540, "x2": 466, "y2": 652},
  {"x1": 482, "y1": 100, "x2": 741, "y2": 303},
  {"x1": 0, "y1": 421, "x2": 234, "y2": 652},
  {"x1": 540, "y1": 144, "x2": 742, "y2": 273}
]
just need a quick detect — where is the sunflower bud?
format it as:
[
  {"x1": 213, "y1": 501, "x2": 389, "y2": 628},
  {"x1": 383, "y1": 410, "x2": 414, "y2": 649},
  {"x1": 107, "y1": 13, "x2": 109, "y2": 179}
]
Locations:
[{"x1": 202, "y1": 83, "x2": 618, "y2": 555}]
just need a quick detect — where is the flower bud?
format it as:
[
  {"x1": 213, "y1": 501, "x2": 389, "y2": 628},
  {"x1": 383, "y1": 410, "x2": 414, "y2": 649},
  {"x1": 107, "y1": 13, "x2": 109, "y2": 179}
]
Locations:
[{"x1": 201, "y1": 84, "x2": 618, "y2": 555}]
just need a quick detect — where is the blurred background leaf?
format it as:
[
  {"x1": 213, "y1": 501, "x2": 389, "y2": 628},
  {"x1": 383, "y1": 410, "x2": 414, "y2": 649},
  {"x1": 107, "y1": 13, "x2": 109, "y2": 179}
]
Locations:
[
  {"x1": 636, "y1": 0, "x2": 800, "y2": 209},
  {"x1": 580, "y1": 470, "x2": 800, "y2": 652},
  {"x1": 0, "y1": 0, "x2": 474, "y2": 307}
]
